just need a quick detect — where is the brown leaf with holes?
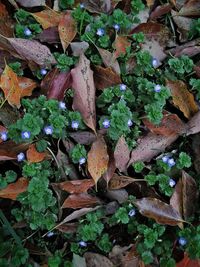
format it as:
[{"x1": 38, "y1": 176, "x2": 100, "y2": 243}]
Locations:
[
  {"x1": 71, "y1": 54, "x2": 96, "y2": 133},
  {"x1": 26, "y1": 144, "x2": 46, "y2": 163},
  {"x1": 58, "y1": 11, "x2": 77, "y2": 52},
  {"x1": 61, "y1": 193, "x2": 101, "y2": 209},
  {"x1": 108, "y1": 173, "x2": 139, "y2": 190},
  {"x1": 135, "y1": 197, "x2": 184, "y2": 226},
  {"x1": 166, "y1": 79, "x2": 198, "y2": 119},
  {"x1": 88, "y1": 135, "x2": 109, "y2": 185},
  {"x1": 114, "y1": 136, "x2": 130, "y2": 172},
  {"x1": 55, "y1": 179, "x2": 95, "y2": 194},
  {"x1": 113, "y1": 35, "x2": 131, "y2": 59},
  {"x1": 0, "y1": 177, "x2": 29, "y2": 200},
  {"x1": 93, "y1": 66, "x2": 121, "y2": 90},
  {"x1": 0, "y1": 65, "x2": 36, "y2": 108},
  {"x1": 143, "y1": 113, "x2": 186, "y2": 136},
  {"x1": 31, "y1": 9, "x2": 63, "y2": 29}
]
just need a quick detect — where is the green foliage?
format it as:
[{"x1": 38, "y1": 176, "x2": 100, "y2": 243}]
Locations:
[
  {"x1": 177, "y1": 152, "x2": 192, "y2": 169},
  {"x1": 0, "y1": 170, "x2": 17, "y2": 189},
  {"x1": 59, "y1": 0, "x2": 74, "y2": 9},
  {"x1": 133, "y1": 161, "x2": 145, "y2": 173},
  {"x1": 132, "y1": 32, "x2": 145, "y2": 43},
  {"x1": 54, "y1": 53, "x2": 76, "y2": 72},
  {"x1": 113, "y1": 207, "x2": 130, "y2": 224},
  {"x1": 48, "y1": 251, "x2": 63, "y2": 267},
  {"x1": 145, "y1": 173, "x2": 173, "y2": 196},
  {"x1": 70, "y1": 144, "x2": 87, "y2": 164},
  {"x1": 190, "y1": 78, "x2": 200, "y2": 100},
  {"x1": 168, "y1": 56, "x2": 194, "y2": 75},
  {"x1": 131, "y1": 0, "x2": 145, "y2": 15},
  {"x1": 8, "y1": 62, "x2": 23, "y2": 76},
  {"x1": 97, "y1": 234, "x2": 112, "y2": 253}
]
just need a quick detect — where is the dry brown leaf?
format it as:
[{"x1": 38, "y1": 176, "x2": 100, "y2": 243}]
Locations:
[
  {"x1": 0, "y1": 3, "x2": 14, "y2": 37},
  {"x1": 84, "y1": 252, "x2": 114, "y2": 267},
  {"x1": 87, "y1": 135, "x2": 109, "y2": 186},
  {"x1": 178, "y1": 0, "x2": 200, "y2": 17},
  {"x1": 108, "y1": 173, "x2": 139, "y2": 190},
  {"x1": 128, "y1": 132, "x2": 178, "y2": 166},
  {"x1": 0, "y1": 177, "x2": 29, "y2": 200},
  {"x1": 166, "y1": 79, "x2": 198, "y2": 119},
  {"x1": 97, "y1": 47, "x2": 121, "y2": 74},
  {"x1": 58, "y1": 11, "x2": 77, "y2": 52},
  {"x1": 103, "y1": 151, "x2": 116, "y2": 185},
  {"x1": 31, "y1": 9, "x2": 63, "y2": 29},
  {"x1": 135, "y1": 197, "x2": 184, "y2": 226},
  {"x1": 61, "y1": 193, "x2": 101, "y2": 209},
  {"x1": 113, "y1": 35, "x2": 131, "y2": 59},
  {"x1": 26, "y1": 144, "x2": 46, "y2": 163},
  {"x1": 114, "y1": 136, "x2": 130, "y2": 172},
  {"x1": 55, "y1": 179, "x2": 95, "y2": 194},
  {"x1": 176, "y1": 253, "x2": 200, "y2": 267},
  {"x1": 71, "y1": 54, "x2": 96, "y2": 133}
]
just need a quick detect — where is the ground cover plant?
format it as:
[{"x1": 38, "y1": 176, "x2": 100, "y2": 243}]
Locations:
[{"x1": 1, "y1": 0, "x2": 200, "y2": 266}]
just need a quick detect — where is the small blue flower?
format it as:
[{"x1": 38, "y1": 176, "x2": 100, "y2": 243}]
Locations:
[
  {"x1": 59, "y1": 101, "x2": 66, "y2": 110},
  {"x1": 162, "y1": 155, "x2": 169, "y2": 163},
  {"x1": 79, "y1": 157, "x2": 86, "y2": 165},
  {"x1": 120, "y1": 84, "x2": 126, "y2": 91},
  {"x1": 44, "y1": 126, "x2": 53, "y2": 135},
  {"x1": 169, "y1": 178, "x2": 176, "y2": 187},
  {"x1": 154, "y1": 84, "x2": 161, "y2": 93},
  {"x1": 78, "y1": 241, "x2": 87, "y2": 247},
  {"x1": 80, "y1": 3, "x2": 85, "y2": 8},
  {"x1": 178, "y1": 237, "x2": 187, "y2": 246},
  {"x1": 47, "y1": 232, "x2": 55, "y2": 237},
  {"x1": 1, "y1": 131, "x2": 8, "y2": 141},
  {"x1": 168, "y1": 158, "x2": 176, "y2": 168},
  {"x1": 102, "y1": 119, "x2": 110, "y2": 129},
  {"x1": 71, "y1": 121, "x2": 79, "y2": 130},
  {"x1": 128, "y1": 209, "x2": 136, "y2": 217},
  {"x1": 127, "y1": 119, "x2": 133, "y2": 127},
  {"x1": 21, "y1": 131, "x2": 31, "y2": 139},
  {"x1": 113, "y1": 24, "x2": 120, "y2": 31},
  {"x1": 40, "y1": 69, "x2": 47, "y2": 76},
  {"x1": 17, "y1": 152, "x2": 25, "y2": 162},
  {"x1": 96, "y1": 28, "x2": 105, "y2": 36},
  {"x1": 152, "y1": 58, "x2": 159, "y2": 68},
  {"x1": 24, "y1": 28, "x2": 32, "y2": 36}
]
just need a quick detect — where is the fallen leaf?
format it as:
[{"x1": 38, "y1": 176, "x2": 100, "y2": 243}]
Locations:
[
  {"x1": 6, "y1": 37, "x2": 56, "y2": 67},
  {"x1": 0, "y1": 177, "x2": 29, "y2": 200},
  {"x1": 26, "y1": 144, "x2": 46, "y2": 163},
  {"x1": 128, "y1": 132, "x2": 178, "y2": 166},
  {"x1": 0, "y1": 3, "x2": 14, "y2": 37},
  {"x1": 135, "y1": 197, "x2": 184, "y2": 226},
  {"x1": 41, "y1": 68, "x2": 72, "y2": 101},
  {"x1": 108, "y1": 173, "x2": 139, "y2": 190},
  {"x1": 166, "y1": 79, "x2": 198, "y2": 119},
  {"x1": 58, "y1": 11, "x2": 77, "y2": 52},
  {"x1": 179, "y1": 0, "x2": 200, "y2": 17},
  {"x1": 0, "y1": 65, "x2": 36, "y2": 108},
  {"x1": 113, "y1": 35, "x2": 131, "y2": 59},
  {"x1": 88, "y1": 135, "x2": 109, "y2": 186},
  {"x1": 84, "y1": 252, "x2": 114, "y2": 267},
  {"x1": 16, "y1": 0, "x2": 45, "y2": 7},
  {"x1": 71, "y1": 41, "x2": 89, "y2": 56},
  {"x1": 176, "y1": 253, "x2": 200, "y2": 267},
  {"x1": 0, "y1": 141, "x2": 29, "y2": 161},
  {"x1": 81, "y1": 0, "x2": 119, "y2": 14},
  {"x1": 97, "y1": 47, "x2": 121, "y2": 75},
  {"x1": 145, "y1": 0, "x2": 155, "y2": 7},
  {"x1": 93, "y1": 65, "x2": 121, "y2": 90},
  {"x1": 105, "y1": 189, "x2": 128, "y2": 204},
  {"x1": 142, "y1": 39, "x2": 167, "y2": 62},
  {"x1": 56, "y1": 222, "x2": 78, "y2": 234},
  {"x1": 150, "y1": 4, "x2": 172, "y2": 19},
  {"x1": 61, "y1": 193, "x2": 101, "y2": 209},
  {"x1": 55, "y1": 179, "x2": 95, "y2": 194},
  {"x1": 73, "y1": 254, "x2": 87, "y2": 267},
  {"x1": 71, "y1": 54, "x2": 96, "y2": 133},
  {"x1": 69, "y1": 131, "x2": 96, "y2": 145},
  {"x1": 114, "y1": 136, "x2": 130, "y2": 172},
  {"x1": 103, "y1": 151, "x2": 116, "y2": 185},
  {"x1": 143, "y1": 113, "x2": 185, "y2": 136},
  {"x1": 31, "y1": 9, "x2": 63, "y2": 29}
]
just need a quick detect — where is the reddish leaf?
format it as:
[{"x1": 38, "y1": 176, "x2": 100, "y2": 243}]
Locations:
[
  {"x1": 143, "y1": 113, "x2": 185, "y2": 136},
  {"x1": 93, "y1": 65, "x2": 121, "y2": 90},
  {"x1": 179, "y1": 0, "x2": 200, "y2": 17},
  {"x1": 55, "y1": 179, "x2": 95, "y2": 194},
  {"x1": 114, "y1": 136, "x2": 130, "y2": 172},
  {"x1": 0, "y1": 3, "x2": 14, "y2": 37},
  {"x1": 135, "y1": 197, "x2": 184, "y2": 226},
  {"x1": 41, "y1": 68, "x2": 72, "y2": 101},
  {"x1": 176, "y1": 253, "x2": 200, "y2": 267},
  {"x1": 108, "y1": 173, "x2": 139, "y2": 190},
  {"x1": 88, "y1": 135, "x2": 109, "y2": 186},
  {"x1": 0, "y1": 65, "x2": 36, "y2": 108},
  {"x1": 71, "y1": 54, "x2": 96, "y2": 133},
  {"x1": 26, "y1": 144, "x2": 46, "y2": 163},
  {"x1": 0, "y1": 177, "x2": 29, "y2": 200},
  {"x1": 35, "y1": 26, "x2": 60, "y2": 44},
  {"x1": 97, "y1": 47, "x2": 121, "y2": 74},
  {"x1": 113, "y1": 35, "x2": 131, "y2": 59},
  {"x1": 16, "y1": 0, "x2": 45, "y2": 7},
  {"x1": 166, "y1": 79, "x2": 198, "y2": 119},
  {"x1": 69, "y1": 131, "x2": 96, "y2": 145},
  {"x1": 58, "y1": 11, "x2": 77, "y2": 52},
  {"x1": 61, "y1": 193, "x2": 101, "y2": 209},
  {"x1": 150, "y1": 4, "x2": 172, "y2": 19},
  {"x1": 128, "y1": 132, "x2": 178, "y2": 166},
  {"x1": 31, "y1": 9, "x2": 63, "y2": 29},
  {"x1": 0, "y1": 141, "x2": 29, "y2": 161}
]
